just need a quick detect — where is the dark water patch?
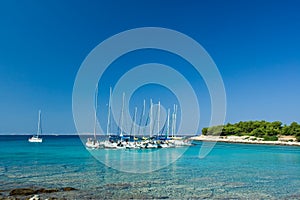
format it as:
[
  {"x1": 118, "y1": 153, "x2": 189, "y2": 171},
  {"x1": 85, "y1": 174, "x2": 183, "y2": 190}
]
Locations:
[{"x1": 103, "y1": 182, "x2": 132, "y2": 190}]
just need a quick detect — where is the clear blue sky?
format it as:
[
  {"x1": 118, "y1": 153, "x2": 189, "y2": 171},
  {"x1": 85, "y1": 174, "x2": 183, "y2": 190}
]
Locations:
[{"x1": 0, "y1": 0, "x2": 299, "y2": 134}]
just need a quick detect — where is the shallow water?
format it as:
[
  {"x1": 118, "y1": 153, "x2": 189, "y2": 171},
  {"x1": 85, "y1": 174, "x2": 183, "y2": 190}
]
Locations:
[{"x1": 1, "y1": 135, "x2": 300, "y2": 199}]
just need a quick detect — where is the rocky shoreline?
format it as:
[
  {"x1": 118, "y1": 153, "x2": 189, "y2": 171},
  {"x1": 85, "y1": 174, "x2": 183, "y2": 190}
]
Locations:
[{"x1": 190, "y1": 135, "x2": 300, "y2": 146}]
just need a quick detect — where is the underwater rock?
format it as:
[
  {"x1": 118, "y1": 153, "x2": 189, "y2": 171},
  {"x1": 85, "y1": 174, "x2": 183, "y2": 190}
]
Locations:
[
  {"x1": 9, "y1": 188, "x2": 35, "y2": 196},
  {"x1": 8, "y1": 187, "x2": 78, "y2": 198},
  {"x1": 36, "y1": 188, "x2": 59, "y2": 194},
  {"x1": 61, "y1": 187, "x2": 77, "y2": 191}
]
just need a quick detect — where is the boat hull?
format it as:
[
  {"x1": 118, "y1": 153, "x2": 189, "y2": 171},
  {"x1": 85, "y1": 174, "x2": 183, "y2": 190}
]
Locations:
[{"x1": 28, "y1": 137, "x2": 43, "y2": 143}]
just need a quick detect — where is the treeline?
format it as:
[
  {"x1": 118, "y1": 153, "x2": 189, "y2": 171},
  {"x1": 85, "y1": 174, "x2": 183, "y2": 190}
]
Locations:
[{"x1": 202, "y1": 121, "x2": 300, "y2": 141}]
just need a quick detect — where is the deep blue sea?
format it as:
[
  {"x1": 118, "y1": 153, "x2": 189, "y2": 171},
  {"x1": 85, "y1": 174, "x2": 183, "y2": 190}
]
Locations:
[{"x1": 1, "y1": 135, "x2": 300, "y2": 199}]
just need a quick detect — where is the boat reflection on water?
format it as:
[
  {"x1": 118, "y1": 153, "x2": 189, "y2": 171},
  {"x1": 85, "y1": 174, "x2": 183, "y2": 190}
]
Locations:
[{"x1": 89, "y1": 140, "x2": 189, "y2": 173}]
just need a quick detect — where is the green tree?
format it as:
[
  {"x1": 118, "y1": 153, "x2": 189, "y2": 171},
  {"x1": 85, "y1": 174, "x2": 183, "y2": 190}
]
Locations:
[
  {"x1": 202, "y1": 127, "x2": 208, "y2": 135},
  {"x1": 282, "y1": 125, "x2": 291, "y2": 135},
  {"x1": 223, "y1": 126, "x2": 242, "y2": 136},
  {"x1": 250, "y1": 127, "x2": 265, "y2": 138}
]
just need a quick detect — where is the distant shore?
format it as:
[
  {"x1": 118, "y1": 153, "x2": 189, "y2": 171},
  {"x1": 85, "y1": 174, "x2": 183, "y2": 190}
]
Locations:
[{"x1": 190, "y1": 135, "x2": 300, "y2": 146}]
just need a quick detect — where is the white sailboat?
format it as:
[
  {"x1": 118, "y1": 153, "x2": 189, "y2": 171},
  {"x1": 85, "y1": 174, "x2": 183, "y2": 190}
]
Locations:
[
  {"x1": 28, "y1": 110, "x2": 43, "y2": 143},
  {"x1": 103, "y1": 87, "x2": 118, "y2": 149},
  {"x1": 149, "y1": 99, "x2": 153, "y2": 138},
  {"x1": 119, "y1": 92, "x2": 125, "y2": 138},
  {"x1": 170, "y1": 104, "x2": 183, "y2": 140},
  {"x1": 159, "y1": 108, "x2": 171, "y2": 148},
  {"x1": 86, "y1": 84, "x2": 100, "y2": 148},
  {"x1": 132, "y1": 106, "x2": 138, "y2": 140},
  {"x1": 167, "y1": 105, "x2": 191, "y2": 147}
]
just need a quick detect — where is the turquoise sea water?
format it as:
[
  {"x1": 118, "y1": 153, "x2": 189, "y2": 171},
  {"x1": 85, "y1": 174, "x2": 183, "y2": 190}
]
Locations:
[{"x1": 1, "y1": 135, "x2": 300, "y2": 199}]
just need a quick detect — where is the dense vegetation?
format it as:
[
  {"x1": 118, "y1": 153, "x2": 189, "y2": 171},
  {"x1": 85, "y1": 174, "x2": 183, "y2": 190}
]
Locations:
[{"x1": 202, "y1": 121, "x2": 300, "y2": 142}]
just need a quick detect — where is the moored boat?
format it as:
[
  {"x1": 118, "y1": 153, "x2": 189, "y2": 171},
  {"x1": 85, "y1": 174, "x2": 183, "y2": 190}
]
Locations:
[{"x1": 28, "y1": 110, "x2": 43, "y2": 143}]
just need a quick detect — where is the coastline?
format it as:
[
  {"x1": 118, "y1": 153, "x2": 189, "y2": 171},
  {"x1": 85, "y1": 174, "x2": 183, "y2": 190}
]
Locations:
[{"x1": 190, "y1": 135, "x2": 300, "y2": 146}]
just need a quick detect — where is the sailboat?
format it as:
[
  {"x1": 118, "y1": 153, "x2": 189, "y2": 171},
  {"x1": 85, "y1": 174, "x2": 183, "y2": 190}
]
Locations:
[
  {"x1": 115, "y1": 92, "x2": 127, "y2": 149},
  {"x1": 104, "y1": 87, "x2": 118, "y2": 149},
  {"x1": 170, "y1": 104, "x2": 183, "y2": 140},
  {"x1": 28, "y1": 110, "x2": 43, "y2": 143},
  {"x1": 86, "y1": 85, "x2": 100, "y2": 149},
  {"x1": 166, "y1": 104, "x2": 191, "y2": 147}
]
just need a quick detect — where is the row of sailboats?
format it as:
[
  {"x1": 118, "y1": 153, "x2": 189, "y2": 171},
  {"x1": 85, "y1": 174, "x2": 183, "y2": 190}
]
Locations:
[{"x1": 86, "y1": 87, "x2": 191, "y2": 149}]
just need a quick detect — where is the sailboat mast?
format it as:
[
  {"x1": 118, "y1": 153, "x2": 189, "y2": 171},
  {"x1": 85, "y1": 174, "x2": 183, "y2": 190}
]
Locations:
[
  {"x1": 133, "y1": 107, "x2": 137, "y2": 138},
  {"x1": 120, "y1": 92, "x2": 125, "y2": 137},
  {"x1": 157, "y1": 101, "x2": 161, "y2": 135},
  {"x1": 143, "y1": 99, "x2": 146, "y2": 117},
  {"x1": 93, "y1": 85, "x2": 98, "y2": 140},
  {"x1": 37, "y1": 110, "x2": 41, "y2": 137},
  {"x1": 167, "y1": 108, "x2": 170, "y2": 138},
  {"x1": 171, "y1": 104, "x2": 175, "y2": 138},
  {"x1": 150, "y1": 99, "x2": 153, "y2": 137},
  {"x1": 106, "y1": 87, "x2": 112, "y2": 136},
  {"x1": 138, "y1": 99, "x2": 145, "y2": 136},
  {"x1": 174, "y1": 105, "x2": 178, "y2": 136}
]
